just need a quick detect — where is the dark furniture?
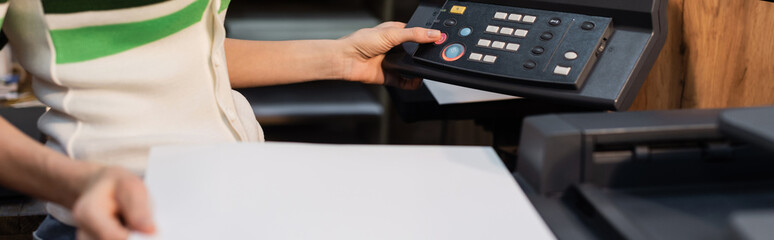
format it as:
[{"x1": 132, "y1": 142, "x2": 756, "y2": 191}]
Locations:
[{"x1": 0, "y1": 107, "x2": 48, "y2": 239}]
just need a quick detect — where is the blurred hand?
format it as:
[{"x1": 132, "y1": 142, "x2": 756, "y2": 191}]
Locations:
[
  {"x1": 71, "y1": 166, "x2": 155, "y2": 240},
  {"x1": 338, "y1": 22, "x2": 441, "y2": 89}
]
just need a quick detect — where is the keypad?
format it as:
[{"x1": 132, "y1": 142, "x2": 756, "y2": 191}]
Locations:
[{"x1": 413, "y1": 0, "x2": 614, "y2": 89}]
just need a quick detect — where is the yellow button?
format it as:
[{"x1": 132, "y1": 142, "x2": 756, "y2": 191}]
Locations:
[{"x1": 450, "y1": 5, "x2": 467, "y2": 15}]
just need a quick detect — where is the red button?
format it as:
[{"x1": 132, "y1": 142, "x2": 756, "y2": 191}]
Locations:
[{"x1": 434, "y1": 33, "x2": 448, "y2": 45}]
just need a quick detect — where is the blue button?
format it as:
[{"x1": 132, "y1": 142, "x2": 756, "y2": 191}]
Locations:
[
  {"x1": 442, "y1": 43, "x2": 465, "y2": 61},
  {"x1": 459, "y1": 27, "x2": 472, "y2": 37}
]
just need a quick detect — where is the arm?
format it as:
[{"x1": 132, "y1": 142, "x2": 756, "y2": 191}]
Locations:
[
  {"x1": 0, "y1": 117, "x2": 155, "y2": 239},
  {"x1": 225, "y1": 22, "x2": 441, "y2": 88}
]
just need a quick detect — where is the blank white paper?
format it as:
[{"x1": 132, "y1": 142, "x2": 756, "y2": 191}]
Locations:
[
  {"x1": 139, "y1": 142, "x2": 555, "y2": 240},
  {"x1": 424, "y1": 79, "x2": 521, "y2": 105}
]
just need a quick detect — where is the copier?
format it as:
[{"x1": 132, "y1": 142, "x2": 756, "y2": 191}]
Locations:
[{"x1": 383, "y1": 0, "x2": 774, "y2": 239}]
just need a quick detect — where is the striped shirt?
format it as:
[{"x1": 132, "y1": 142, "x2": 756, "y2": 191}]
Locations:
[{"x1": 0, "y1": 0, "x2": 265, "y2": 225}]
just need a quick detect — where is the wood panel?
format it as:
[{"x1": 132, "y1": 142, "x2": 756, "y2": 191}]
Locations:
[
  {"x1": 631, "y1": 0, "x2": 686, "y2": 110},
  {"x1": 631, "y1": 0, "x2": 774, "y2": 110}
]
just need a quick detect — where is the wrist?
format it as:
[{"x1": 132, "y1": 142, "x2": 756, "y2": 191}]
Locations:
[
  {"x1": 332, "y1": 39, "x2": 354, "y2": 81},
  {"x1": 54, "y1": 157, "x2": 103, "y2": 208}
]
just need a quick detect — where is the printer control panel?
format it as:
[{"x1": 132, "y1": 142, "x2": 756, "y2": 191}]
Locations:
[{"x1": 413, "y1": 1, "x2": 614, "y2": 89}]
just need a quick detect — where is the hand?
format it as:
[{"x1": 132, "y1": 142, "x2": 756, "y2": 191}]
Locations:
[
  {"x1": 338, "y1": 22, "x2": 441, "y2": 89},
  {"x1": 71, "y1": 166, "x2": 155, "y2": 240}
]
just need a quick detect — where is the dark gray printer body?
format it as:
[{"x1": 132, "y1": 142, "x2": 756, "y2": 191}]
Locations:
[{"x1": 516, "y1": 107, "x2": 774, "y2": 240}]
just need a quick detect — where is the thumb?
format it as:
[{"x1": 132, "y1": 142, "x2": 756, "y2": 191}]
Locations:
[
  {"x1": 117, "y1": 178, "x2": 156, "y2": 234},
  {"x1": 382, "y1": 27, "x2": 442, "y2": 46}
]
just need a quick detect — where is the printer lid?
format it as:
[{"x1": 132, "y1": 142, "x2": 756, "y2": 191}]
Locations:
[{"x1": 720, "y1": 107, "x2": 774, "y2": 154}]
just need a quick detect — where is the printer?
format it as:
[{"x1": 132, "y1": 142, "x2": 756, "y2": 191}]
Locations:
[
  {"x1": 517, "y1": 107, "x2": 774, "y2": 240},
  {"x1": 383, "y1": 1, "x2": 774, "y2": 239}
]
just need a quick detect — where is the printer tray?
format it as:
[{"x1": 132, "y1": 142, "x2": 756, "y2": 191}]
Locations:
[{"x1": 517, "y1": 176, "x2": 774, "y2": 240}]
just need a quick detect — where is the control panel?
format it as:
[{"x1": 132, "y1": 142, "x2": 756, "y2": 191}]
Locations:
[{"x1": 412, "y1": 1, "x2": 614, "y2": 89}]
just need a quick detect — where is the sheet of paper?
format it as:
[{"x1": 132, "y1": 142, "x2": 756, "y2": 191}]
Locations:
[
  {"x1": 424, "y1": 79, "x2": 521, "y2": 105},
  {"x1": 139, "y1": 142, "x2": 555, "y2": 240}
]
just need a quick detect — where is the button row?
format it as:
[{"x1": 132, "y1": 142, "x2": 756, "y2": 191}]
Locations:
[
  {"x1": 476, "y1": 39, "x2": 520, "y2": 52},
  {"x1": 493, "y1": 12, "x2": 537, "y2": 24},
  {"x1": 469, "y1": 53, "x2": 498, "y2": 63},
  {"x1": 485, "y1": 25, "x2": 529, "y2": 38}
]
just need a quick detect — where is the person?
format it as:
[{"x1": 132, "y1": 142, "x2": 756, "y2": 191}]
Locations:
[
  {"x1": 0, "y1": 117, "x2": 155, "y2": 240},
  {"x1": 0, "y1": 0, "x2": 442, "y2": 239}
]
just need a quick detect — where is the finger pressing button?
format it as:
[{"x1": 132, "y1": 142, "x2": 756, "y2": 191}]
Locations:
[{"x1": 434, "y1": 33, "x2": 448, "y2": 45}]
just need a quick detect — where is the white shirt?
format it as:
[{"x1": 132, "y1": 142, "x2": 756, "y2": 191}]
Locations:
[{"x1": 1, "y1": 0, "x2": 264, "y2": 225}]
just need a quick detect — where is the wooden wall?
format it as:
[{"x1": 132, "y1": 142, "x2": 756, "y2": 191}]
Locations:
[{"x1": 630, "y1": 0, "x2": 774, "y2": 110}]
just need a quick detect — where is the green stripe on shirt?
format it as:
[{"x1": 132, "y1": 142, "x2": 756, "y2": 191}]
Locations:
[
  {"x1": 50, "y1": 0, "x2": 209, "y2": 64},
  {"x1": 42, "y1": 0, "x2": 169, "y2": 14},
  {"x1": 219, "y1": 0, "x2": 230, "y2": 13}
]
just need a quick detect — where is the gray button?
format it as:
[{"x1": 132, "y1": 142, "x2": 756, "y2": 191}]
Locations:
[
  {"x1": 499, "y1": 27, "x2": 514, "y2": 35},
  {"x1": 514, "y1": 29, "x2": 529, "y2": 37},
  {"x1": 554, "y1": 66, "x2": 572, "y2": 76},
  {"x1": 486, "y1": 25, "x2": 500, "y2": 33},
  {"x1": 477, "y1": 39, "x2": 492, "y2": 47},
  {"x1": 483, "y1": 55, "x2": 498, "y2": 63},
  {"x1": 564, "y1": 51, "x2": 579, "y2": 60},
  {"x1": 469, "y1": 53, "x2": 483, "y2": 61},
  {"x1": 491, "y1": 41, "x2": 506, "y2": 49},
  {"x1": 522, "y1": 15, "x2": 537, "y2": 23}
]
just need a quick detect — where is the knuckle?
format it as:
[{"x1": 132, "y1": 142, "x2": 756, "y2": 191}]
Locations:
[
  {"x1": 379, "y1": 21, "x2": 400, "y2": 28},
  {"x1": 386, "y1": 21, "x2": 405, "y2": 28},
  {"x1": 411, "y1": 28, "x2": 426, "y2": 38},
  {"x1": 380, "y1": 29, "x2": 401, "y2": 43}
]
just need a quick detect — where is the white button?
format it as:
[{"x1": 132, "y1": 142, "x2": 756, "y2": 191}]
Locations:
[
  {"x1": 494, "y1": 12, "x2": 508, "y2": 20},
  {"x1": 514, "y1": 29, "x2": 529, "y2": 37},
  {"x1": 565, "y1": 51, "x2": 579, "y2": 60},
  {"x1": 506, "y1": 43, "x2": 520, "y2": 52},
  {"x1": 508, "y1": 14, "x2": 522, "y2": 22},
  {"x1": 483, "y1": 55, "x2": 498, "y2": 63},
  {"x1": 491, "y1": 41, "x2": 506, "y2": 49},
  {"x1": 554, "y1": 66, "x2": 572, "y2": 76},
  {"x1": 469, "y1": 53, "x2": 483, "y2": 61},
  {"x1": 523, "y1": 15, "x2": 537, "y2": 23},
  {"x1": 499, "y1": 27, "x2": 514, "y2": 35},
  {"x1": 485, "y1": 25, "x2": 500, "y2": 33},
  {"x1": 477, "y1": 39, "x2": 492, "y2": 47}
]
